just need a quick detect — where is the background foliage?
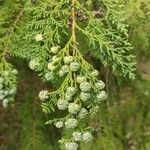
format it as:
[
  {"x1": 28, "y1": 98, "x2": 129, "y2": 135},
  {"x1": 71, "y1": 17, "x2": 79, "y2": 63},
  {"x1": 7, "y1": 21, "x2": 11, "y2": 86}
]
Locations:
[{"x1": 0, "y1": 0, "x2": 150, "y2": 150}]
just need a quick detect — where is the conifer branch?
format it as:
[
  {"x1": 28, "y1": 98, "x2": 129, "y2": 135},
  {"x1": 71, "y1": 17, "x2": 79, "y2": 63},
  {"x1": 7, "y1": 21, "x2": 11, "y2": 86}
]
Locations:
[
  {"x1": 71, "y1": 0, "x2": 76, "y2": 45},
  {"x1": 2, "y1": 8, "x2": 24, "y2": 58},
  {"x1": 0, "y1": 2, "x2": 25, "y2": 107},
  {"x1": 1, "y1": 0, "x2": 136, "y2": 149}
]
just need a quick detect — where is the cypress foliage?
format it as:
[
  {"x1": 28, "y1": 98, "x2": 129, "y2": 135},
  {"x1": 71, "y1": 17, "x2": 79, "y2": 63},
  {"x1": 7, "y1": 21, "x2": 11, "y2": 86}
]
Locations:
[{"x1": 1, "y1": 0, "x2": 149, "y2": 150}]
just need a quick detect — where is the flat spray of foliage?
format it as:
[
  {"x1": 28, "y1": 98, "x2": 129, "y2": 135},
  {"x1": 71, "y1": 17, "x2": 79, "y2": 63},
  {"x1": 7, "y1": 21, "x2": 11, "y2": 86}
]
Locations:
[{"x1": 0, "y1": 0, "x2": 140, "y2": 149}]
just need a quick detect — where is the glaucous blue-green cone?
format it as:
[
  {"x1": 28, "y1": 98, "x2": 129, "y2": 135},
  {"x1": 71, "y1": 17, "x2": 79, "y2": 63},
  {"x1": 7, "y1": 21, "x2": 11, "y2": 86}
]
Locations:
[
  {"x1": 57, "y1": 99, "x2": 69, "y2": 110},
  {"x1": 65, "y1": 118, "x2": 78, "y2": 128},
  {"x1": 82, "y1": 131, "x2": 93, "y2": 142},
  {"x1": 65, "y1": 142, "x2": 78, "y2": 150},
  {"x1": 68, "y1": 103, "x2": 81, "y2": 114},
  {"x1": 73, "y1": 131, "x2": 82, "y2": 141},
  {"x1": 39, "y1": 90, "x2": 49, "y2": 101},
  {"x1": 80, "y1": 82, "x2": 91, "y2": 92},
  {"x1": 55, "y1": 121, "x2": 64, "y2": 128}
]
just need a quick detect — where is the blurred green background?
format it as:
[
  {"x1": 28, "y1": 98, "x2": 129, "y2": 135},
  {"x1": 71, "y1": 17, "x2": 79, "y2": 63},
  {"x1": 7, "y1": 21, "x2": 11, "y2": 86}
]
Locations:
[{"x1": 0, "y1": 0, "x2": 150, "y2": 150}]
